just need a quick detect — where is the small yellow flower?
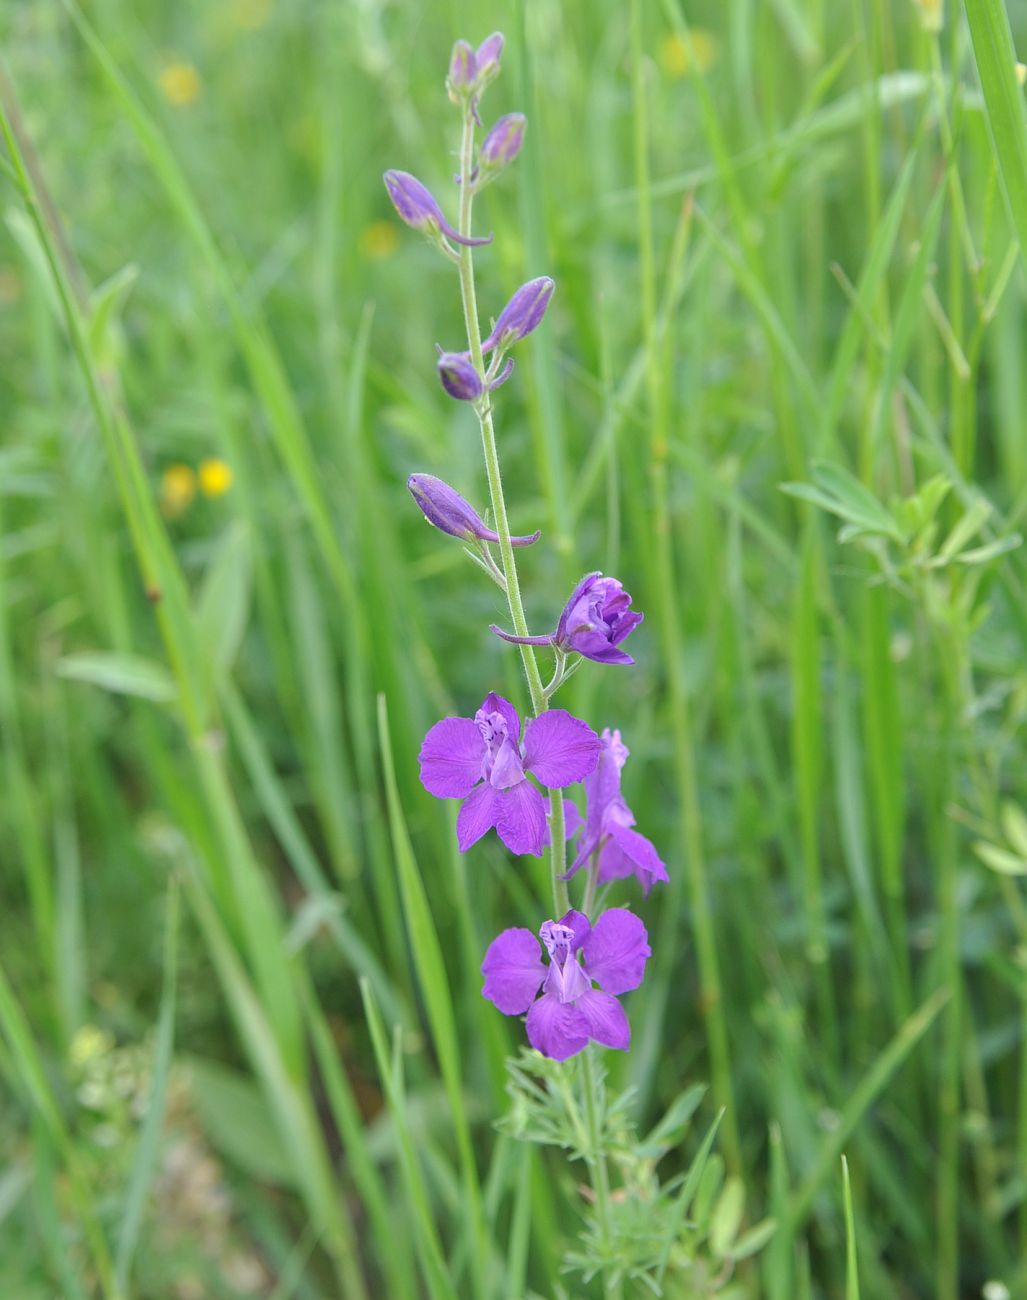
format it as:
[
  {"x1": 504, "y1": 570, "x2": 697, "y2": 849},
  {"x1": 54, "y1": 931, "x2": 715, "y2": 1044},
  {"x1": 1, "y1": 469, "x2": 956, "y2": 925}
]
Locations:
[
  {"x1": 161, "y1": 464, "x2": 197, "y2": 518},
  {"x1": 159, "y1": 62, "x2": 202, "y2": 108},
  {"x1": 199, "y1": 458, "x2": 233, "y2": 498},
  {"x1": 1017, "y1": 62, "x2": 1027, "y2": 88},
  {"x1": 658, "y1": 29, "x2": 717, "y2": 79},
  {"x1": 359, "y1": 220, "x2": 400, "y2": 261},
  {"x1": 231, "y1": 0, "x2": 272, "y2": 29}
]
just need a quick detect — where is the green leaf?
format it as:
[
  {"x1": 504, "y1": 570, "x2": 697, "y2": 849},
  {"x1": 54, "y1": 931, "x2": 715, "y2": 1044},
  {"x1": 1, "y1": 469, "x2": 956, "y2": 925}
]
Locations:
[
  {"x1": 88, "y1": 263, "x2": 138, "y2": 364},
  {"x1": 186, "y1": 1056, "x2": 297, "y2": 1187},
  {"x1": 1001, "y1": 803, "x2": 1027, "y2": 859},
  {"x1": 197, "y1": 522, "x2": 253, "y2": 679},
  {"x1": 729, "y1": 1216, "x2": 778, "y2": 1262},
  {"x1": 973, "y1": 840, "x2": 1027, "y2": 877},
  {"x1": 637, "y1": 1083, "x2": 707, "y2": 1158},
  {"x1": 57, "y1": 651, "x2": 176, "y2": 702},
  {"x1": 710, "y1": 1176, "x2": 746, "y2": 1257}
]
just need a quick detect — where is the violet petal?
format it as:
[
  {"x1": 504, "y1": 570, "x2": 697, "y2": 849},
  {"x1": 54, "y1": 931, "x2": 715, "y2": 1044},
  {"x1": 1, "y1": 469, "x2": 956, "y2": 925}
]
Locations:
[
  {"x1": 496, "y1": 781, "x2": 547, "y2": 857},
  {"x1": 481, "y1": 928, "x2": 546, "y2": 1015},
  {"x1": 418, "y1": 717, "x2": 484, "y2": 798},
  {"x1": 457, "y1": 782, "x2": 503, "y2": 852},
  {"x1": 525, "y1": 992, "x2": 589, "y2": 1061},
  {"x1": 582, "y1": 908, "x2": 651, "y2": 995},
  {"x1": 577, "y1": 989, "x2": 630, "y2": 1051},
  {"x1": 522, "y1": 710, "x2": 600, "y2": 789}
]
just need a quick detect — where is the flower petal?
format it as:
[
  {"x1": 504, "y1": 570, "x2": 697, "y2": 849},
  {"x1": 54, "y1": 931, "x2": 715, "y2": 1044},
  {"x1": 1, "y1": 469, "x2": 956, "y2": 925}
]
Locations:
[
  {"x1": 418, "y1": 716, "x2": 484, "y2": 798},
  {"x1": 570, "y1": 630, "x2": 635, "y2": 665},
  {"x1": 556, "y1": 909, "x2": 591, "y2": 953},
  {"x1": 525, "y1": 992, "x2": 590, "y2": 1061},
  {"x1": 480, "y1": 692, "x2": 520, "y2": 745},
  {"x1": 481, "y1": 929, "x2": 546, "y2": 1014},
  {"x1": 577, "y1": 989, "x2": 630, "y2": 1051},
  {"x1": 457, "y1": 782, "x2": 503, "y2": 852},
  {"x1": 555, "y1": 572, "x2": 600, "y2": 644},
  {"x1": 496, "y1": 781, "x2": 547, "y2": 857},
  {"x1": 601, "y1": 822, "x2": 669, "y2": 893},
  {"x1": 583, "y1": 908, "x2": 651, "y2": 995},
  {"x1": 522, "y1": 710, "x2": 600, "y2": 789}
]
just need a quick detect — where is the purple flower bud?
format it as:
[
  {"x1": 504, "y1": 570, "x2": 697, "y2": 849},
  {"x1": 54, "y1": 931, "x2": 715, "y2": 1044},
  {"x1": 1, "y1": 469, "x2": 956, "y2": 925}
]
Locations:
[
  {"x1": 407, "y1": 474, "x2": 540, "y2": 547},
  {"x1": 383, "y1": 170, "x2": 493, "y2": 248},
  {"x1": 555, "y1": 573, "x2": 644, "y2": 665},
  {"x1": 475, "y1": 32, "x2": 504, "y2": 81},
  {"x1": 480, "y1": 113, "x2": 526, "y2": 171},
  {"x1": 448, "y1": 40, "x2": 477, "y2": 97},
  {"x1": 490, "y1": 572, "x2": 644, "y2": 664},
  {"x1": 437, "y1": 351, "x2": 483, "y2": 401},
  {"x1": 482, "y1": 277, "x2": 555, "y2": 353}
]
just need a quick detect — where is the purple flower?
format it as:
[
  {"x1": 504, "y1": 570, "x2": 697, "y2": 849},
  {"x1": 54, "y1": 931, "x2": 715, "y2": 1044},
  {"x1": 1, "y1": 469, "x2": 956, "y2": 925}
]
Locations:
[
  {"x1": 491, "y1": 572, "x2": 644, "y2": 665},
  {"x1": 418, "y1": 694, "x2": 600, "y2": 857},
  {"x1": 383, "y1": 171, "x2": 493, "y2": 248},
  {"x1": 555, "y1": 573, "x2": 644, "y2": 665},
  {"x1": 482, "y1": 277, "x2": 555, "y2": 353},
  {"x1": 481, "y1": 907, "x2": 650, "y2": 1060},
  {"x1": 563, "y1": 729, "x2": 668, "y2": 894},
  {"x1": 480, "y1": 113, "x2": 526, "y2": 171},
  {"x1": 407, "y1": 474, "x2": 540, "y2": 547},
  {"x1": 437, "y1": 352, "x2": 483, "y2": 401}
]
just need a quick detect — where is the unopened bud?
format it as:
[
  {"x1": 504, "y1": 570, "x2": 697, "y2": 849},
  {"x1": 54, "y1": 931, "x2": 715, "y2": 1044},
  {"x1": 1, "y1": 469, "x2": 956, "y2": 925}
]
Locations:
[
  {"x1": 437, "y1": 352, "x2": 484, "y2": 401},
  {"x1": 475, "y1": 32, "x2": 504, "y2": 84},
  {"x1": 383, "y1": 170, "x2": 493, "y2": 247},
  {"x1": 482, "y1": 277, "x2": 555, "y2": 353},
  {"x1": 408, "y1": 473, "x2": 540, "y2": 546},
  {"x1": 480, "y1": 114, "x2": 526, "y2": 172},
  {"x1": 447, "y1": 40, "x2": 477, "y2": 102}
]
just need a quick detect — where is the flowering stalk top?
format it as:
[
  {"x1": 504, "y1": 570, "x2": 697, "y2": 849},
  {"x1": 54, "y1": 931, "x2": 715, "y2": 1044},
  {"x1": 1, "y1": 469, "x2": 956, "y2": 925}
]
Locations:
[{"x1": 481, "y1": 907, "x2": 650, "y2": 1060}]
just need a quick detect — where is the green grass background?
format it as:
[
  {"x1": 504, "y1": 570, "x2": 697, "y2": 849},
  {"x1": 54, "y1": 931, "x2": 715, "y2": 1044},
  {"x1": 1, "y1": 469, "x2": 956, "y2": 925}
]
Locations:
[{"x1": 4, "y1": 0, "x2": 1027, "y2": 1294}]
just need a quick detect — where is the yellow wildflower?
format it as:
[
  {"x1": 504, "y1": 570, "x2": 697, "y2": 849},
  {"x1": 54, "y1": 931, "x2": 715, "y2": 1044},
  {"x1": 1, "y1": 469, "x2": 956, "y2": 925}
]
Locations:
[
  {"x1": 161, "y1": 464, "x2": 197, "y2": 518},
  {"x1": 159, "y1": 62, "x2": 202, "y2": 108},
  {"x1": 658, "y1": 29, "x2": 717, "y2": 79},
  {"x1": 1018, "y1": 63, "x2": 1027, "y2": 88},
  {"x1": 199, "y1": 458, "x2": 233, "y2": 498},
  {"x1": 359, "y1": 220, "x2": 400, "y2": 261}
]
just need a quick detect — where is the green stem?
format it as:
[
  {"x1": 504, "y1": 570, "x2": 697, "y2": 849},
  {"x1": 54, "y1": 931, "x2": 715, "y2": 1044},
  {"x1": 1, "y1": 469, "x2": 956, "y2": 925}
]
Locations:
[
  {"x1": 581, "y1": 1049, "x2": 621, "y2": 1300},
  {"x1": 453, "y1": 107, "x2": 569, "y2": 916}
]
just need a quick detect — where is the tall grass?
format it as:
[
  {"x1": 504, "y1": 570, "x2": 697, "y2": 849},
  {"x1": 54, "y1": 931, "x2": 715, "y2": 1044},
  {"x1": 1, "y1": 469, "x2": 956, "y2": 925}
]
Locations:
[{"x1": 2, "y1": 0, "x2": 1027, "y2": 1294}]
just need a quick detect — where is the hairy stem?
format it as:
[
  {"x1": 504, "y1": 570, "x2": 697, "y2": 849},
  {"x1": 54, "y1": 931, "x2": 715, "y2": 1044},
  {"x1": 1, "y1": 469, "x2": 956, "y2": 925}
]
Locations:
[
  {"x1": 581, "y1": 1049, "x2": 621, "y2": 1300},
  {"x1": 454, "y1": 107, "x2": 569, "y2": 915}
]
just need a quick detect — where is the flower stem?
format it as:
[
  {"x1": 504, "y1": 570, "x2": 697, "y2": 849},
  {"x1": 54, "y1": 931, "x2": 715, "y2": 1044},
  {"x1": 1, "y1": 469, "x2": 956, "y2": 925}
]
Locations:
[
  {"x1": 454, "y1": 106, "x2": 569, "y2": 916},
  {"x1": 581, "y1": 1048, "x2": 621, "y2": 1300}
]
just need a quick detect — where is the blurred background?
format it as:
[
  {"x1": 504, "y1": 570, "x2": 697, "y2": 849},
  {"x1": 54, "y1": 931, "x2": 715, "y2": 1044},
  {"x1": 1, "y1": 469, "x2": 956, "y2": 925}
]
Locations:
[{"x1": 4, "y1": 0, "x2": 1027, "y2": 1295}]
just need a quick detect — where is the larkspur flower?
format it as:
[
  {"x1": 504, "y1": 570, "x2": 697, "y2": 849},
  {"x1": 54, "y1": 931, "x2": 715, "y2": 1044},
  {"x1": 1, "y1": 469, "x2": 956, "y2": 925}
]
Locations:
[
  {"x1": 481, "y1": 277, "x2": 554, "y2": 353},
  {"x1": 562, "y1": 729, "x2": 668, "y2": 894},
  {"x1": 480, "y1": 113, "x2": 526, "y2": 172},
  {"x1": 407, "y1": 474, "x2": 540, "y2": 546},
  {"x1": 383, "y1": 170, "x2": 492, "y2": 248},
  {"x1": 447, "y1": 39, "x2": 477, "y2": 96},
  {"x1": 490, "y1": 572, "x2": 644, "y2": 665},
  {"x1": 418, "y1": 693, "x2": 599, "y2": 856},
  {"x1": 481, "y1": 907, "x2": 650, "y2": 1060}
]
